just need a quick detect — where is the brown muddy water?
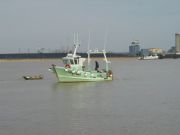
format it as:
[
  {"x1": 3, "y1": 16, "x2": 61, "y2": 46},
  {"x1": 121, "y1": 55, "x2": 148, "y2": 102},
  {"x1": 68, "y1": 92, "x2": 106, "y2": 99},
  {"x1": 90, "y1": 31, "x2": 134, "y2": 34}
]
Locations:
[{"x1": 0, "y1": 58, "x2": 180, "y2": 135}]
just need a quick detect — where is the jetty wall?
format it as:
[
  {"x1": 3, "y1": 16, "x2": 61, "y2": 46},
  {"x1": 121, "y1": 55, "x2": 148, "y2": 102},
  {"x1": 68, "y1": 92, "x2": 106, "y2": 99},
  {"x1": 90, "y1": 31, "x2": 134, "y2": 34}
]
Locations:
[
  {"x1": 0, "y1": 53, "x2": 130, "y2": 59},
  {"x1": 0, "y1": 53, "x2": 180, "y2": 59}
]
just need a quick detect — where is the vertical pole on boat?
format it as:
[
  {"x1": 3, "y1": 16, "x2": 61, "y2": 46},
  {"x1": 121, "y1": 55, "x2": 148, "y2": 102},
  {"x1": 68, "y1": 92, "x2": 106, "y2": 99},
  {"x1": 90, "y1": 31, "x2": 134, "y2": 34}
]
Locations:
[
  {"x1": 103, "y1": 31, "x2": 109, "y2": 72},
  {"x1": 103, "y1": 31, "x2": 110, "y2": 72},
  {"x1": 73, "y1": 33, "x2": 76, "y2": 57},
  {"x1": 87, "y1": 32, "x2": 91, "y2": 70},
  {"x1": 103, "y1": 31, "x2": 108, "y2": 51},
  {"x1": 103, "y1": 50, "x2": 108, "y2": 72},
  {"x1": 73, "y1": 32, "x2": 76, "y2": 46},
  {"x1": 76, "y1": 33, "x2": 79, "y2": 45},
  {"x1": 73, "y1": 33, "x2": 79, "y2": 57}
]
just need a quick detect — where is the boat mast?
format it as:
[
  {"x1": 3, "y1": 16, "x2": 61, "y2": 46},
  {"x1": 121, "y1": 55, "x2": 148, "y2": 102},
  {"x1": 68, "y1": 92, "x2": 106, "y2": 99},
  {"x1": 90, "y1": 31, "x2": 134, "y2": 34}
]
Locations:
[
  {"x1": 102, "y1": 50, "x2": 109, "y2": 71},
  {"x1": 87, "y1": 32, "x2": 91, "y2": 70},
  {"x1": 73, "y1": 33, "x2": 80, "y2": 57},
  {"x1": 103, "y1": 32, "x2": 110, "y2": 71},
  {"x1": 103, "y1": 31, "x2": 108, "y2": 51}
]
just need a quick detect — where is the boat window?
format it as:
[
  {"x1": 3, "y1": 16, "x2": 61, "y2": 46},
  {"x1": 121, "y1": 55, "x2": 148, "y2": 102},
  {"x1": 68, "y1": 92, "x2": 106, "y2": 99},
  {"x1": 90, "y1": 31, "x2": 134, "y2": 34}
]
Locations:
[
  {"x1": 63, "y1": 59, "x2": 70, "y2": 65},
  {"x1": 70, "y1": 59, "x2": 74, "y2": 64},
  {"x1": 74, "y1": 59, "x2": 79, "y2": 64}
]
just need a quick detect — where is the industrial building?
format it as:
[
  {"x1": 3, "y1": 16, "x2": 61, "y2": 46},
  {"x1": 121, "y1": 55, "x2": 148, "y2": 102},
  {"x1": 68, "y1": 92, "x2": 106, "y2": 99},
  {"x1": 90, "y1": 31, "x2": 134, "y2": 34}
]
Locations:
[
  {"x1": 140, "y1": 49, "x2": 150, "y2": 56},
  {"x1": 140, "y1": 48, "x2": 164, "y2": 56},
  {"x1": 129, "y1": 40, "x2": 140, "y2": 56},
  {"x1": 175, "y1": 33, "x2": 180, "y2": 54},
  {"x1": 148, "y1": 48, "x2": 163, "y2": 55}
]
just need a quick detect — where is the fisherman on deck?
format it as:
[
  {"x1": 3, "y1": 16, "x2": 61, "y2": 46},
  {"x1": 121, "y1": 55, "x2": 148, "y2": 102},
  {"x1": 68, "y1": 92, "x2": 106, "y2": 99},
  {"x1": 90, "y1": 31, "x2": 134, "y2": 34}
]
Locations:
[{"x1": 95, "y1": 61, "x2": 99, "y2": 71}]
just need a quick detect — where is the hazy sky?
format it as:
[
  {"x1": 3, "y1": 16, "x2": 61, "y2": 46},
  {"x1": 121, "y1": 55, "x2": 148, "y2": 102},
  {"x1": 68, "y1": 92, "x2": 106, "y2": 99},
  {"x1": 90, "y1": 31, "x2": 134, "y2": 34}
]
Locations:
[{"x1": 0, "y1": 0, "x2": 180, "y2": 53}]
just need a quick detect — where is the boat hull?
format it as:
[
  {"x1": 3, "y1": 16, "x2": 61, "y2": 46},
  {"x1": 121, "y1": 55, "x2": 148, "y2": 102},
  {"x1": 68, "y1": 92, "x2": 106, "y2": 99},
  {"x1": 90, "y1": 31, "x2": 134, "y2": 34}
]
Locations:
[
  {"x1": 52, "y1": 65, "x2": 113, "y2": 82},
  {"x1": 138, "y1": 56, "x2": 159, "y2": 60}
]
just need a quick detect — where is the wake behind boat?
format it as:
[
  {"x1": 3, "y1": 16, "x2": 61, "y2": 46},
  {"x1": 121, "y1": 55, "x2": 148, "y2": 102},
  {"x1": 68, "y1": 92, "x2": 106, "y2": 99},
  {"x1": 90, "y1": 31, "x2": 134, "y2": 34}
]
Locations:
[{"x1": 50, "y1": 36, "x2": 113, "y2": 83}]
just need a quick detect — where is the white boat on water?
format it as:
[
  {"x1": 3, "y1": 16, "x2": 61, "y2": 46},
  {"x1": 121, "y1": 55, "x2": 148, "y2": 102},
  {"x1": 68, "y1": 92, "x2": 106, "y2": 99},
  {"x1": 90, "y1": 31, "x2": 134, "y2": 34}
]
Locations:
[{"x1": 138, "y1": 55, "x2": 159, "y2": 60}]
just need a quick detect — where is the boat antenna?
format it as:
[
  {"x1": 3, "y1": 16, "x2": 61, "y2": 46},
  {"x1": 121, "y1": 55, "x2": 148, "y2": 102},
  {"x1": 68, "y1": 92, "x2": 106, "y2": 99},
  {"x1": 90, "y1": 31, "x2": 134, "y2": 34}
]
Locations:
[
  {"x1": 73, "y1": 33, "x2": 76, "y2": 46},
  {"x1": 73, "y1": 33, "x2": 80, "y2": 57},
  {"x1": 76, "y1": 32, "x2": 79, "y2": 45},
  {"x1": 103, "y1": 31, "x2": 108, "y2": 51},
  {"x1": 87, "y1": 31, "x2": 91, "y2": 70},
  {"x1": 103, "y1": 30, "x2": 110, "y2": 71}
]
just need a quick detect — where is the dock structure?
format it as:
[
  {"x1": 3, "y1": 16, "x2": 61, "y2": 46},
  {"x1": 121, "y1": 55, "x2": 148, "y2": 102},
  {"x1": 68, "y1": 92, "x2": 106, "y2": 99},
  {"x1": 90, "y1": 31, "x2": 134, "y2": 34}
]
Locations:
[{"x1": 175, "y1": 33, "x2": 180, "y2": 54}]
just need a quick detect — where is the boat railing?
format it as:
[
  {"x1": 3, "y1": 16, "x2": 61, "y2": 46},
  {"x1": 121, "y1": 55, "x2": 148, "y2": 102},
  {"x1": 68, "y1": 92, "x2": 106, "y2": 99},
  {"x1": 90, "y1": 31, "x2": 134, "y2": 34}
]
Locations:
[{"x1": 87, "y1": 49, "x2": 111, "y2": 71}]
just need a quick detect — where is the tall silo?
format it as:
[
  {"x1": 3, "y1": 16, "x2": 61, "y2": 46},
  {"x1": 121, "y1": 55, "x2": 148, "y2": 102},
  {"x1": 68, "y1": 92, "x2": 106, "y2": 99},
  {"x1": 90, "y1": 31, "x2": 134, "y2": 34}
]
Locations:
[{"x1": 175, "y1": 33, "x2": 180, "y2": 54}]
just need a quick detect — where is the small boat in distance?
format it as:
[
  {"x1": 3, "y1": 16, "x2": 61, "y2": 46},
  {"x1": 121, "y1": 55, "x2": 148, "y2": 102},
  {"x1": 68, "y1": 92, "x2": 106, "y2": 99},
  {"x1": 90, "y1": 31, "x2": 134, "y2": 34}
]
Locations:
[
  {"x1": 138, "y1": 55, "x2": 159, "y2": 60},
  {"x1": 50, "y1": 36, "x2": 113, "y2": 83},
  {"x1": 23, "y1": 75, "x2": 43, "y2": 80}
]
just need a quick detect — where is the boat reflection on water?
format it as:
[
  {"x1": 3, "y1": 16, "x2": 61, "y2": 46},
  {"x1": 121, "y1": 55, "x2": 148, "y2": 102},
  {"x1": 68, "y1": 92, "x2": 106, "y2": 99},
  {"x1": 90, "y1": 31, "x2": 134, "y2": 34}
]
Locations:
[{"x1": 51, "y1": 81, "x2": 99, "y2": 91}]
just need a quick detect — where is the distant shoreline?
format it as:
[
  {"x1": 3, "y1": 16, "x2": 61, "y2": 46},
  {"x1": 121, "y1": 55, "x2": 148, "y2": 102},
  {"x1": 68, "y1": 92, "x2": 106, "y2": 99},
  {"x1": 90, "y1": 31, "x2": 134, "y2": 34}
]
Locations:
[
  {"x1": 0, "y1": 52, "x2": 131, "y2": 59},
  {"x1": 0, "y1": 52, "x2": 179, "y2": 62},
  {"x1": 0, "y1": 57, "x2": 137, "y2": 62}
]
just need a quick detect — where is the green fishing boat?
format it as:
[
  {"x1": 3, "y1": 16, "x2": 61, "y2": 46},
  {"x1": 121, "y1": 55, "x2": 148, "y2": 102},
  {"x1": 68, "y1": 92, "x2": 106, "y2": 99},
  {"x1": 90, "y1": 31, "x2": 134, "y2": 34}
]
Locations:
[{"x1": 50, "y1": 37, "x2": 113, "y2": 82}]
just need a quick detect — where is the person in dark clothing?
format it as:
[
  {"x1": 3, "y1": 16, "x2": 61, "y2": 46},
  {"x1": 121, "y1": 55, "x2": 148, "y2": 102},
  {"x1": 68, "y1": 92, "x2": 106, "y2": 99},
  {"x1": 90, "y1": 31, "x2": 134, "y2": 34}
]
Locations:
[{"x1": 95, "y1": 61, "x2": 99, "y2": 71}]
